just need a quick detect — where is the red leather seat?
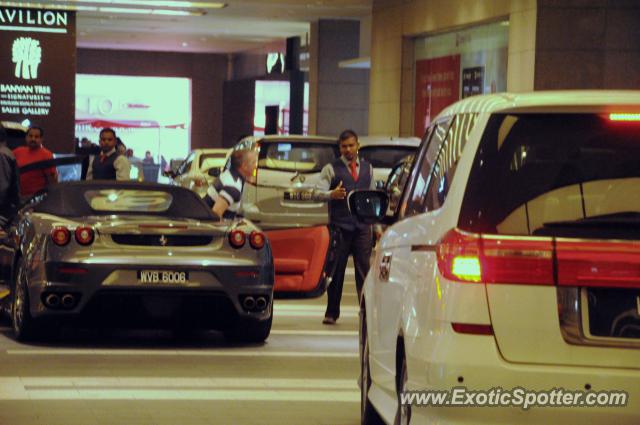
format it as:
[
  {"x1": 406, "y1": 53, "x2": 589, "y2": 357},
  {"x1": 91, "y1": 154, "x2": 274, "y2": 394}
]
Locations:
[{"x1": 267, "y1": 225, "x2": 330, "y2": 293}]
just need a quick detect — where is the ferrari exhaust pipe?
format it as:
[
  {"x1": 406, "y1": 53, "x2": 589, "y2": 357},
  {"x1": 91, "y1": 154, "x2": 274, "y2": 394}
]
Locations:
[
  {"x1": 45, "y1": 293, "x2": 60, "y2": 308},
  {"x1": 242, "y1": 296, "x2": 256, "y2": 310},
  {"x1": 255, "y1": 297, "x2": 267, "y2": 310},
  {"x1": 61, "y1": 294, "x2": 75, "y2": 309}
]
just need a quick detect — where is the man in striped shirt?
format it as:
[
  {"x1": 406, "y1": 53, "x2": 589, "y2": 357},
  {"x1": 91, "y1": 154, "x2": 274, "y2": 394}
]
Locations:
[{"x1": 204, "y1": 149, "x2": 257, "y2": 219}]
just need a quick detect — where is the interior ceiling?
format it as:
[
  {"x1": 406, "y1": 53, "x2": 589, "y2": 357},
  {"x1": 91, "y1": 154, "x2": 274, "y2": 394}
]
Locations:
[{"x1": 71, "y1": 0, "x2": 372, "y2": 53}]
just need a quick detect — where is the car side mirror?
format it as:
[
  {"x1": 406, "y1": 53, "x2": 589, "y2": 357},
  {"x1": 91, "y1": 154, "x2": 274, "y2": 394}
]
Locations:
[
  {"x1": 208, "y1": 168, "x2": 221, "y2": 178},
  {"x1": 347, "y1": 190, "x2": 389, "y2": 224}
]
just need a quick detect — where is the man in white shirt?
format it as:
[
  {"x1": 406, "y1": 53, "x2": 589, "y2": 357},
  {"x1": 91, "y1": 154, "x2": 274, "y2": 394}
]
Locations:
[{"x1": 86, "y1": 128, "x2": 131, "y2": 181}]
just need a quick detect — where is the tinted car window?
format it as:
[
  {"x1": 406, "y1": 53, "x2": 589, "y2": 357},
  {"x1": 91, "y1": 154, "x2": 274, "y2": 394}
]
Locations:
[
  {"x1": 359, "y1": 146, "x2": 417, "y2": 168},
  {"x1": 459, "y1": 113, "x2": 640, "y2": 239},
  {"x1": 386, "y1": 154, "x2": 415, "y2": 215},
  {"x1": 258, "y1": 142, "x2": 338, "y2": 173},
  {"x1": 402, "y1": 120, "x2": 451, "y2": 218},
  {"x1": 424, "y1": 113, "x2": 478, "y2": 210},
  {"x1": 177, "y1": 152, "x2": 194, "y2": 176},
  {"x1": 199, "y1": 153, "x2": 227, "y2": 170}
]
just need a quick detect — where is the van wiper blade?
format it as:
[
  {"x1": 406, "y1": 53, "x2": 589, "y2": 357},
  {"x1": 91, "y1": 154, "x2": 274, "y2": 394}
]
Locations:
[{"x1": 543, "y1": 212, "x2": 640, "y2": 228}]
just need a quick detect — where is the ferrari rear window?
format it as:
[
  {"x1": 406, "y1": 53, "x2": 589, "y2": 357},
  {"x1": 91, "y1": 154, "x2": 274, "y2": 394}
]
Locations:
[
  {"x1": 84, "y1": 190, "x2": 173, "y2": 212},
  {"x1": 31, "y1": 183, "x2": 215, "y2": 219}
]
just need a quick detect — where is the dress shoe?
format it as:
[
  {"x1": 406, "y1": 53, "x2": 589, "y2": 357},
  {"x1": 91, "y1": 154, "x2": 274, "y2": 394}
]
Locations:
[{"x1": 322, "y1": 316, "x2": 336, "y2": 325}]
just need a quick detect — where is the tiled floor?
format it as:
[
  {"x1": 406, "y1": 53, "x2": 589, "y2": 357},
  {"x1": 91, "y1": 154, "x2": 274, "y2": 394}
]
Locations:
[{"x1": 0, "y1": 269, "x2": 361, "y2": 425}]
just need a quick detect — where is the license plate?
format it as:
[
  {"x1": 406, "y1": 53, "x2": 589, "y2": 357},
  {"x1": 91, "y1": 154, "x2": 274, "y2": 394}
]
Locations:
[
  {"x1": 586, "y1": 288, "x2": 640, "y2": 339},
  {"x1": 284, "y1": 190, "x2": 313, "y2": 201},
  {"x1": 137, "y1": 270, "x2": 189, "y2": 284}
]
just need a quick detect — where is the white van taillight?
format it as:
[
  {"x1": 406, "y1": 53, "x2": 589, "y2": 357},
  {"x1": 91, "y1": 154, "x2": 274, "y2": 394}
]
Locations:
[
  {"x1": 556, "y1": 239, "x2": 640, "y2": 288},
  {"x1": 609, "y1": 113, "x2": 640, "y2": 122},
  {"x1": 437, "y1": 229, "x2": 554, "y2": 285},
  {"x1": 75, "y1": 226, "x2": 95, "y2": 246},
  {"x1": 481, "y1": 233, "x2": 554, "y2": 285},
  {"x1": 51, "y1": 227, "x2": 70, "y2": 246},
  {"x1": 437, "y1": 229, "x2": 482, "y2": 282}
]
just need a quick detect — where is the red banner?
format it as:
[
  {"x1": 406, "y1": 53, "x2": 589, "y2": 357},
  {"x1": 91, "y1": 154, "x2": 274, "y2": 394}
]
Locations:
[{"x1": 414, "y1": 55, "x2": 460, "y2": 137}]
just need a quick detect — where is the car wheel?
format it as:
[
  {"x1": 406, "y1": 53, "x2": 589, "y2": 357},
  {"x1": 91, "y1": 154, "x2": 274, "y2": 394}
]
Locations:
[
  {"x1": 394, "y1": 350, "x2": 411, "y2": 425},
  {"x1": 11, "y1": 258, "x2": 39, "y2": 341},
  {"x1": 225, "y1": 302, "x2": 273, "y2": 343},
  {"x1": 360, "y1": 308, "x2": 385, "y2": 425}
]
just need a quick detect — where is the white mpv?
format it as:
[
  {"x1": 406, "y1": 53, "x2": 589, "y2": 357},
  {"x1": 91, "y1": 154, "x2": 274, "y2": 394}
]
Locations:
[{"x1": 357, "y1": 91, "x2": 640, "y2": 425}]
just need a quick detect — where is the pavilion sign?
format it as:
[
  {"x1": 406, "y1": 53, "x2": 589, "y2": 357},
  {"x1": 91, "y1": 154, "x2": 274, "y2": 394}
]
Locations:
[{"x1": 0, "y1": 6, "x2": 76, "y2": 152}]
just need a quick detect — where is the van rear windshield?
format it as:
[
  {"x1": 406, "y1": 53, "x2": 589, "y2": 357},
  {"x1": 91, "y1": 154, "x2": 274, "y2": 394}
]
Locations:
[
  {"x1": 459, "y1": 113, "x2": 640, "y2": 239},
  {"x1": 258, "y1": 141, "x2": 338, "y2": 173}
]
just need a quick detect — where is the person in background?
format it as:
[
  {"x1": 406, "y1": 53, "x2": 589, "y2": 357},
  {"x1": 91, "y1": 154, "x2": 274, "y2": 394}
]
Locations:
[
  {"x1": 143, "y1": 151, "x2": 155, "y2": 164},
  {"x1": 86, "y1": 128, "x2": 131, "y2": 181},
  {"x1": 116, "y1": 137, "x2": 126, "y2": 156},
  {"x1": 160, "y1": 155, "x2": 168, "y2": 172},
  {"x1": 203, "y1": 149, "x2": 257, "y2": 219},
  {"x1": 77, "y1": 137, "x2": 100, "y2": 180},
  {"x1": 79, "y1": 137, "x2": 99, "y2": 154},
  {"x1": 313, "y1": 129, "x2": 380, "y2": 325},
  {"x1": 13, "y1": 126, "x2": 57, "y2": 199},
  {"x1": 0, "y1": 124, "x2": 20, "y2": 227}
]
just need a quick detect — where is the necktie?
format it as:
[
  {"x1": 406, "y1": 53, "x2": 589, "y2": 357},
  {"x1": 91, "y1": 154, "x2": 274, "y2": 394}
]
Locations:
[
  {"x1": 99, "y1": 154, "x2": 107, "y2": 163},
  {"x1": 350, "y1": 161, "x2": 358, "y2": 182}
]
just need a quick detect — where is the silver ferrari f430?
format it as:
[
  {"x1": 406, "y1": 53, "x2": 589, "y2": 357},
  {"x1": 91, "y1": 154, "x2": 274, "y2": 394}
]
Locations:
[{"x1": 0, "y1": 180, "x2": 274, "y2": 342}]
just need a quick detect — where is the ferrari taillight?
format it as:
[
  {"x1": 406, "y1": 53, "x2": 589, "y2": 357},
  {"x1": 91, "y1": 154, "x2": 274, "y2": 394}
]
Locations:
[
  {"x1": 249, "y1": 231, "x2": 265, "y2": 250},
  {"x1": 229, "y1": 229, "x2": 246, "y2": 248},
  {"x1": 51, "y1": 227, "x2": 70, "y2": 246},
  {"x1": 74, "y1": 226, "x2": 95, "y2": 246}
]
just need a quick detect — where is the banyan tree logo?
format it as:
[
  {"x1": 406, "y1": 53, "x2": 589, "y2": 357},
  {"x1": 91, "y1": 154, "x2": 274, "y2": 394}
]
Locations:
[{"x1": 12, "y1": 37, "x2": 42, "y2": 80}]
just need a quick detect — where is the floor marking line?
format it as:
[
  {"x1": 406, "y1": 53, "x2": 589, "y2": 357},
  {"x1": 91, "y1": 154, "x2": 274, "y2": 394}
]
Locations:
[
  {"x1": 6, "y1": 349, "x2": 359, "y2": 358},
  {"x1": 15, "y1": 389, "x2": 361, "y2": 402},
  {"x1": 271, "y1": 330, "x2": 358, "y2": 336},
  {"x1": 275, "y1": 311, "x2": 358, "y2": 318},
  {"x1": 15, "y1": 376, "x2": 357, "y2": 390}
]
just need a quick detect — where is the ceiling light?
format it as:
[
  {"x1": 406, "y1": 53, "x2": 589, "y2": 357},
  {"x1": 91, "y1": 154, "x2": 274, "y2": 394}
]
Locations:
[
  {"x1": 98, "y1": 6, "x2": 149, "y2": 14},
  {"x1": 0, "y1": 1, "x2": 96, "y2": 11},
  {"x1": 62, "y1": 0, "x2": 226, "y2": 9},
  {"x1": 0, "y1": 1, "x2": 207, "y2": 16},
  {"x1": 97, "y1": 6, "x2": 201, "y2": 15},
  {"x1": 0, "y1": 1, "x2": 213, "y2": 15},
  {"x1": 151, "y1": 8, "x2": 195, "y2": 15}
]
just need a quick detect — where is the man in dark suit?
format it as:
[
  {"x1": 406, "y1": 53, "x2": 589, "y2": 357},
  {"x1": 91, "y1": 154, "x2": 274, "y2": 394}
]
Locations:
[
  {"x1": 314, "y1": 129, "x2": 379, "y2": 324},
  {"x1": 85, "y1": 128, "x2": 131, "y2": 180}
]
